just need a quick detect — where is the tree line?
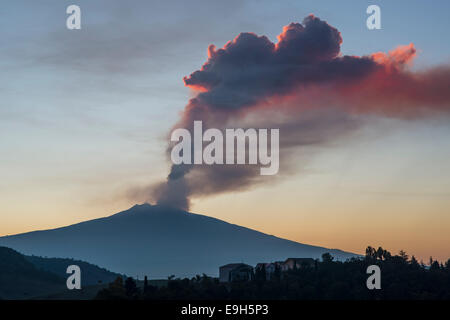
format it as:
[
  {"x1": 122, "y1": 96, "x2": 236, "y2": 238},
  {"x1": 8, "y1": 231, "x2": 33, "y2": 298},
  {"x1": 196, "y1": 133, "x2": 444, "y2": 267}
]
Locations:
[{"x1": 95, "y1": 246, "x2": 450, "y2": 300}]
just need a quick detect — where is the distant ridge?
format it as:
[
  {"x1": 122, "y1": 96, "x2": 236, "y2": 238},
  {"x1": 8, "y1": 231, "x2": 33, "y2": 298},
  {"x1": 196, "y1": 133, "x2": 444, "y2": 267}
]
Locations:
[
  {"x1": 0, "y1": 246, "x2": 63, "y2": 299},
  {"x1": 25, "y1": 255, "x2": 122, "y2": 286},
  {"x1": 0, "y1": 246, "x2": 122, "y2": 299},
  {"x1": 0, "y1": 204, "x2": 358, "y2": 278}
]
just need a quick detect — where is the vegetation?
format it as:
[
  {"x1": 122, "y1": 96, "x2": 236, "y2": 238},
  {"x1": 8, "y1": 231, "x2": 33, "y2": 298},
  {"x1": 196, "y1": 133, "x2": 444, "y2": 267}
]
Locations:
[
  {"x1": 0, "y1": 247, "x2": 64, "y2": 299},
  {"x1": 25, "y1": 255, "x2": 121, "y2": 286},
  {"x1": 0, "y1": 246, "x2": 123, "y2": 299},
  {"x1": 95, "y1": 246, "x2": 450, "y2": 300},
  {"x1": 2, "y1": 244, "x2": 449, "y2": 300}
]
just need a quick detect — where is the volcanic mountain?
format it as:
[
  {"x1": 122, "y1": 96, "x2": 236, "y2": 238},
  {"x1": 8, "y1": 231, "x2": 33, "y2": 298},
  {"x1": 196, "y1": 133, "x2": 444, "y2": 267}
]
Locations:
[{"x1": 0, "y1": 204, "x2": 358, "y2": 278}]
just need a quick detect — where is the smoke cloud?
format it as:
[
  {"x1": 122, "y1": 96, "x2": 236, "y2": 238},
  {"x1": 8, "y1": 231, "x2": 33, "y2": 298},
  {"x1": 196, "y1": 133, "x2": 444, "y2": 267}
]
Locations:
[{"x1": 133, "y1": 15, "x2": 450, "y2": 210}]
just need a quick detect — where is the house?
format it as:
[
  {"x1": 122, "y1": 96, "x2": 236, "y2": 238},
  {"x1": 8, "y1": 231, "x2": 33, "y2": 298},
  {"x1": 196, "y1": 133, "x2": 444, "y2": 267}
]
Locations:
[
  {"x1": 281, "y1": 258, "x2": 316, "y2": 271},
  {"x1": 255, "y1": 262, "x2": 283, "y2": 280},
  {"x1": 219, "y1": 263, "x2": 254, "y2": 283}
]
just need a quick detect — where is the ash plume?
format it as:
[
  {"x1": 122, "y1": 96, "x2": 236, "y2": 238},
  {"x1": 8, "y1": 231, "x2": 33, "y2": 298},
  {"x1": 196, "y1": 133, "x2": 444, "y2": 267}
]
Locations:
[{"x1": 132, "y1": 15, "x2": 450, "y2": 210}]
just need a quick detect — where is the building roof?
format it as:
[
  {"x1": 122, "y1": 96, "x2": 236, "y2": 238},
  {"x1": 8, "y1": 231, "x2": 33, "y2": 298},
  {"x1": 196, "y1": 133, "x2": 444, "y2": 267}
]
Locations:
[
  {"x1": 285, "y1": 258, "x2": 315, "y2": 263},
  {"x1": 220, "y1": 263, "x2": 252, "y2": 269}
]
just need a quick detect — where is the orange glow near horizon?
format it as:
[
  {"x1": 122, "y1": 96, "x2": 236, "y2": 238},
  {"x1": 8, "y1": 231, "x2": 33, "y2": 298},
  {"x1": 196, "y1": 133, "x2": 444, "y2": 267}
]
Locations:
[{"x1": 2, "y1": 119, "x2": 450, "y2": 264}]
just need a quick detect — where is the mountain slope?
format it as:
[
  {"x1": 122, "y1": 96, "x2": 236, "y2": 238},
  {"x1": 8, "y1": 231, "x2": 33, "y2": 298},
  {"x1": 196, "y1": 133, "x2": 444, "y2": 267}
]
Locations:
[
  {"x1": 25, "y1": 255, "x2": 122, "y2": 286},
  {"x1": 0, "y1": 246, "x2": 123, "y2": 299},
  {"x1": 0, "y1": 246, "x2": 64, "y2": 299},
  {"x1": 0, "y1": 204, "x2": 358, "y2": 278}
]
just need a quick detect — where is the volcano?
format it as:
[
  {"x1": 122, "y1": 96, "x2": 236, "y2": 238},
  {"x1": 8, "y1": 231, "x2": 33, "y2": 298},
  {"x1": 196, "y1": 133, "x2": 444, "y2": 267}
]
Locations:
[{"x1": 0, "y1": 204, "x2": 358, "y2": 278}]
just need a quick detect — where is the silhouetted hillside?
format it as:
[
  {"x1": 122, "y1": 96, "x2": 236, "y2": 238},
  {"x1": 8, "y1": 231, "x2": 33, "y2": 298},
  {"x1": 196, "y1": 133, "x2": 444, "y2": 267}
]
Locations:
[
  {"x1": 0, "y1": 246, "x2": 64, "y2": 299},
  {"x1": 0, "y1": 204, "x2": 358, "y2": 278},
  {"x1": 0, "y1": 246, "x2": 123, "y2": 299},
  {"x1": 25, "y1": 255, "x2": 122, "y2": 286}
]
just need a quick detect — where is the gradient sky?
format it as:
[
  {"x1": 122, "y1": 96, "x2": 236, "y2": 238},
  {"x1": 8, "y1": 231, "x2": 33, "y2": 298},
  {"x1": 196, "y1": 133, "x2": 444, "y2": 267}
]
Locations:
[{"x1": 1, "y1": 0, "x2": 450, "y2": 262}]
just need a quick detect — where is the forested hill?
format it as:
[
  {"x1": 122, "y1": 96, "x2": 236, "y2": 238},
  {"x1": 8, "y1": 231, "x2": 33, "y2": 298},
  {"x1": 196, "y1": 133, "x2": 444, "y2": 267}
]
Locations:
[{"x1": 0, "y1": 246, "x2": 122, "y2": 299}]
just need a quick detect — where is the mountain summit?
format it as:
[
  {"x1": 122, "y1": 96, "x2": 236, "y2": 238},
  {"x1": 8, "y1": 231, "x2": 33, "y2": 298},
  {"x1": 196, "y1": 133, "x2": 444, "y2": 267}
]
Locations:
[{"x1": 0, "y1": 204, "x2": 357, "y2": 278}]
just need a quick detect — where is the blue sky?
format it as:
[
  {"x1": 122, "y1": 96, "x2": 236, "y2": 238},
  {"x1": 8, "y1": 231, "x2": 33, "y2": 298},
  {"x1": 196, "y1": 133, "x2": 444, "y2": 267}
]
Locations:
[{"x1": 1, "y1": 0, "x2": 450, "y2": 261}]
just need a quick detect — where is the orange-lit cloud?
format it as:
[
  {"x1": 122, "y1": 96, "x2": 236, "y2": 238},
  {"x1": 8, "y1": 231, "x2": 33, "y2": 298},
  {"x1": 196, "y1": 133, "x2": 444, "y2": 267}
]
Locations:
[{"x1": 140, "y1": 15, "x2": 450, "y2": 210}]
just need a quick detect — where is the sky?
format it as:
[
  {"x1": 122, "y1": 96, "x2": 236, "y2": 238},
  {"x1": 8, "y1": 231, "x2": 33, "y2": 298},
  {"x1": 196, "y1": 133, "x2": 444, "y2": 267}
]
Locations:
[{"x1": 1, "y1": 0, "x2": 450, "y2": 262}]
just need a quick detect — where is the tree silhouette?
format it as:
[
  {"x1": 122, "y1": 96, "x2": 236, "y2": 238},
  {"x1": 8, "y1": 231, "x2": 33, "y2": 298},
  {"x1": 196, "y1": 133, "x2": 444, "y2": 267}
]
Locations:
[
  {"x1": 399, "y1": 250, "x2": 409, "y2": 262},
  {"x1": 95, "y1": 246, "x2": 450, "y2": 300},
  {"x1": 273, "y1": 264, "x2": 281, "y2": 282},
  {"x1": 410, "y1": 255, "x2": 419, "y2": 267},
  {"x1": 376, "y1": 247, "x2": 384, "y2": 260},
  {"x1": 255, "y1": 264, "x2": 266, "y2": 282},
  {"x1": 95, "y1": 276, "x2": 126, "y2": 300},
  {"x1": 365, "y1": 246, "x2": 376, "y2": 260},
  {"x1": 144, "y1": 276, "x2": 148, "y2": 294},
  {"x1": 124, "y1": 277, "x2": 139, "y2": 298},
  {"x1": 321, "y1": 252, "x2": 334, "y2": 263}
]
